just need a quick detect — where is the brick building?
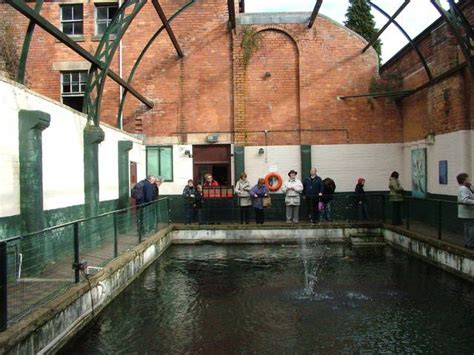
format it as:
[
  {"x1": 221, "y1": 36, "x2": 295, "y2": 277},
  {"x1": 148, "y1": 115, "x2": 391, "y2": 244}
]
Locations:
[{"x1": 1, "y1": 0, "x2": 472, "y2": 196}]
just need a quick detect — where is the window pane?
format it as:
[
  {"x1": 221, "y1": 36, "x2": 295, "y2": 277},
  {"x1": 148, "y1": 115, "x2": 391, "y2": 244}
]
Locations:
[
  {"x1": 71, "y1": 83, "x2": 79, "y2": 93},
  {"x1": 74, "y1": 21, "x2": 83, "y2": 35},
  {"x1": 62, "y1": 73, "x2": 70, "y2": 84},
  {"x1": 108, "y1": 6, "x2": 118, "y2": 19},
  {"x1": 97, "y1": 23, "x2": 108, "y2": 35},
  {"x1": 96, "y1": 6, "x2": 108, "y2": 20},
  {"x1": 79, "y1": 72, "x2": 87, "y2": 83},
  {"x1": 73, "y1": 5, "x2": 83, "y2": 20},
  {"x1": 71, "y1": 72, "x2": 79, "y2": 83},
  {"x1": 80, "y1": 83, "x2": 86, "y2": 93},
  {"x1": 62, "y1": 22, "x2": 73, "y2": 35},
  {"x1": 159, "y1": 148, "x2": 173, "y2": 181},
  {"x1": 147, "y1": 149, "x2": 159, "y2": 177},
  {"x1": 61, "y1": 6, "x2": 72, "y2": 21},
  {"x1": 62, "y1": 83, "x2": 70, "y2": 94}
]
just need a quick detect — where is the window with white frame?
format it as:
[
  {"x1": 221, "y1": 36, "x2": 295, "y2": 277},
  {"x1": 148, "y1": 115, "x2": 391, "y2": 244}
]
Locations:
[
  {"x1": 60, "y1": 4, "x2": 83, "y2": 36},
  {"x1": 146, "y1": 146, "x2": 173, "y2": 182},
  {"x1": 95, "y1": 4, "x2": 118, "y2": 36},
  {"x1": 61, "y1": 71, "x2": 88, "y2": 112}
]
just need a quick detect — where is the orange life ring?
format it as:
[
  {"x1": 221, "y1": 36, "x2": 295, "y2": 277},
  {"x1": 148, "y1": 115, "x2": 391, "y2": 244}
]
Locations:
[{"x1": 264, "y1": 172, "x2": 283, "y2": 192}]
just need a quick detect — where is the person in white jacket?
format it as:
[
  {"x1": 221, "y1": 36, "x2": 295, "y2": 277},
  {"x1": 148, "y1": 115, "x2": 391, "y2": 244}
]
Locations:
[
  {"x1": 235, "y1": 172, "x2": 252, "y2": 224},
  {"x1": 457, "y1": 173, "x2": 474, "y2": 248},
  {"x1": 281, "y1": 170, "x2": 304, "y2": 224}
]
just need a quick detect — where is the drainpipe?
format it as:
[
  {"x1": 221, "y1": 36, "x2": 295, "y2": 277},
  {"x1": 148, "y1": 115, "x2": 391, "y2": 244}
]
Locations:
[{"x1": 118, "y1": 0, "x2": 123, "y2": 129}]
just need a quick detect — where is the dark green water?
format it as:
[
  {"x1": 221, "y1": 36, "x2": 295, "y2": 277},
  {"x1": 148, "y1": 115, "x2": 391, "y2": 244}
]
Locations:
[{"x1": 61, "y1": 244, "x2": 474, "y2": 354}]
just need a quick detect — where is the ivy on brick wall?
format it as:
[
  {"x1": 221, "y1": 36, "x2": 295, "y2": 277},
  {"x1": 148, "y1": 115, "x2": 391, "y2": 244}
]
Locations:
[
  {"x1": 241, "y1": 27, "x2": 262, "y2": 68},
  {"x1": 0, "y1": 22, "x2": 19, "y2": 79}
]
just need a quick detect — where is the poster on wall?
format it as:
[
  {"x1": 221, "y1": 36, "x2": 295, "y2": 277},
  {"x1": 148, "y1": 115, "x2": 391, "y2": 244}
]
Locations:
[
  {"x1": 439, "y1": 160, "x2": 448, "y2": 185},
  {"x1": 411, "y1": 148, "x2": 427, "y2": 198}
]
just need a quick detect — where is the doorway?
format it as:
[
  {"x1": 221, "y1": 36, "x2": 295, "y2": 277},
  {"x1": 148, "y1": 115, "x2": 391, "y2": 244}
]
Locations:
[{"x1": 193, "y1": 145, "x2": 231, "y2": 186}]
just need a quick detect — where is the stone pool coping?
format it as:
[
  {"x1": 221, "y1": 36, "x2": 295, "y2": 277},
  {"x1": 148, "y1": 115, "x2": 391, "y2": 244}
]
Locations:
[{"x1": 0, "y1": 222, "x2": 472, "y2": 354}]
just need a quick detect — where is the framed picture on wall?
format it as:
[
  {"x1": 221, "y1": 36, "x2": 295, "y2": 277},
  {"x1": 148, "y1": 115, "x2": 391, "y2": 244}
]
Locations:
[
  {"x1": 439, "y1": 160, "x2": 448, "y2": 185},
  {"x1": 411, "y1": 148, "x2": 427, "y2": 198}
]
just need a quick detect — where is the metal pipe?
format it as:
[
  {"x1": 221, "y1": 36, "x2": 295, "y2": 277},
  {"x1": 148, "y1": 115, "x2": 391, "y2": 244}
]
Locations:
[{"x1": 73, "y1": 222, "x2": 80, "y2": 283}]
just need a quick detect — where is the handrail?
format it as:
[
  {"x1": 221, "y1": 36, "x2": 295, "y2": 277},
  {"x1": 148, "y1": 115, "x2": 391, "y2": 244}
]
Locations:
[{"x1": 2, "y1": 198, "x2": 168, "y2": 244}]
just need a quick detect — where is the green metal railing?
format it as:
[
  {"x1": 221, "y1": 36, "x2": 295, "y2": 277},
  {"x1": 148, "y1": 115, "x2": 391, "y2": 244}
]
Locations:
[{"x1": 0, "y1": 198, "x2": 169, "y2": 331}]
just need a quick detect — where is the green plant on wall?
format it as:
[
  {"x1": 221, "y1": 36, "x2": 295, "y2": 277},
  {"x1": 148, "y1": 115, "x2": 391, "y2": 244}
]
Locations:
[
  {"x1": 241, "y1": 27, "x2": 262, "y2": 67},
  {"x1": 367, "y1": 72, "x2": 404, "y2": 108},
  {"x1": 0, "y1": 22, "x2": 20, "y2": 79}
]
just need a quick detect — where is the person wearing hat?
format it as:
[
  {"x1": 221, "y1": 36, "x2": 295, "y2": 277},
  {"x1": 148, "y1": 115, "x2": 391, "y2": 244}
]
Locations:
[
  {"x1": 355, "y1": 177, "x2": 368, "y2": 220},
  {"x1": 281, "y1": 170, "x2": 304, "y2": 223}
]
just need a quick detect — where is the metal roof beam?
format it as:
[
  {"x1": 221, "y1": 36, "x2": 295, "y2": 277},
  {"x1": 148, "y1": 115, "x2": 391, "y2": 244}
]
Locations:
[
  {"x1": 369, "y1": 1, "x2": 433, "y2": 81},
  {"x1": 308, "y1": 0, "x2": 323, "y2": 29},
  {"x1": 363, "y1": 0, "x2": 410, "y2": 53},
  {"x1": 151, "y1": 0, "x2": 184, "y2": 58},
  {"x1": 6, "y1": 0, "x2": 153, "y2": 108}
]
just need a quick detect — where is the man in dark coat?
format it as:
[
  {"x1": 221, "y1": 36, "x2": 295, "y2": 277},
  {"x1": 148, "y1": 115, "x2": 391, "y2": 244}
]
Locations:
[
  {"x1": 136, "y1": 175, "x2": 157, "y2": 205},
  {"x1": 303, "y1": 168, "x2": 323, "y2": 223}
]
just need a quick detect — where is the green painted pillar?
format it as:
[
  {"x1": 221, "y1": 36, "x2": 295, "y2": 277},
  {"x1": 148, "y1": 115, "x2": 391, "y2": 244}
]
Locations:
[
  {"x1": 83, "y1": 125, "x2": 105, "y2": 219},
  {"x1": 300, "y1": 144, "x2": 312, "y2": 177},
  {"x1": 234, "y1": 145, "x2": 245, "y2": 182},
  {"x1": 118, "y1": 140, "x2": 133, "y2": 209},
  {"x1": 18, "y1": 110, "x2": 50, "y2": 233}
]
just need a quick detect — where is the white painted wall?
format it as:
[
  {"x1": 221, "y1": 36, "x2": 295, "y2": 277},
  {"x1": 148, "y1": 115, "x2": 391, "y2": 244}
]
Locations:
[
  {"x1": 311, "y1": 144, "x2": 404, "y2": 192},
  {"x1": 0, "y1": 77, "x2": 146, "y2": 218},
  {"x1": 244, "y1": 146, "x2": 301, "y2": 190},
  {"x1": 402, "y1": 130, "x2": 473, "y2": 196}
]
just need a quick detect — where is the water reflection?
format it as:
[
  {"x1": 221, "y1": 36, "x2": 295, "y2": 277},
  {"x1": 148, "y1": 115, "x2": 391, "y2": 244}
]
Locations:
[{"x1": 61, "y1": 244, "x2": 474, "y2": 354}]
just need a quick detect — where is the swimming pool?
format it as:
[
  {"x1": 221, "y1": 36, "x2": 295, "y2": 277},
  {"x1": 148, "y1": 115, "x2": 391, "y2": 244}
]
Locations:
[{"x1": 60, "y1": 244, "x2": 474, "y2": 353}]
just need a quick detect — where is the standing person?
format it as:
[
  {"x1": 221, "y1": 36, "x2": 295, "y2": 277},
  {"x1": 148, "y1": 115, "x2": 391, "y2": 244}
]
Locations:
[
  {"x1": 250, "y1": 178, "x2": 269, "y2": 225},
  {"x1": 194, "y1": 183, "x2": 204, "y2": 225},
  {"x1": 203, "y1": 174, "x2": 219, "y2": 188},
  {"x1": 133, "y1": 175, "x2": 157, "y2": 206},
  {"x1": 355, "y1": 178, "x2": 368, "y2": 220},
  {"x1": 320, "y1": 178, "x2": 336, "y2": 222},
  {"x1": 132, "y1": 175, "x2": 157, "y2": 235},
  {"x1": 303, "y1": 168, "x2": 323, "y2": 223},
  {"x1": 281, "y1": 170, "x2": 304, "y2": 224},
  {"x1": 457, "y1": 173, "x2": 474, "y2": 249},
  {"x1": 389, "y1": 171, "x2": 404, "y2": 225},
  {"x1": 182, "y1": 179, "x2": 196, "y2": 225},
  {"x1": 235, "y1": 172, "x2": 251, "y2": 224}
]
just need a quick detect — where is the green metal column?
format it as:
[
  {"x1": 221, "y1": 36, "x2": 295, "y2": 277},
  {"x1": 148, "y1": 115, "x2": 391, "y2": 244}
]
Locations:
[
  {"x1": 118, "y1": 140, "x2": 133, "y2": 209},
  {"x1": 234, "y1": 145, "x2": 245, "y2": 181},
  {"x1": 18, "y1": 110, "x2": 50, "y2": 232},
  {"x1": 300, "y1": 144, "x2": 312, "y2": 177},
  {"x1": 83, "y1": 125, "x2": 105, "y2": 218}
]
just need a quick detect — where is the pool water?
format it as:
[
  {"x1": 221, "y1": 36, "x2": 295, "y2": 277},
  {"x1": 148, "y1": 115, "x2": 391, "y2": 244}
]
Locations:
[{"x1": 60, "y1": 244, "x2": 474, "y2": 354}]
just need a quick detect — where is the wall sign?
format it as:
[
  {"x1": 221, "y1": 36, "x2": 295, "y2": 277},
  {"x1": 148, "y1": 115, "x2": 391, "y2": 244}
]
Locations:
[
  {"x1": 439, "y1": 160, "x2": 448, "y2": 185},
  {"x1": 411, "y1": 148, "x2": 427, "y2": 198}
]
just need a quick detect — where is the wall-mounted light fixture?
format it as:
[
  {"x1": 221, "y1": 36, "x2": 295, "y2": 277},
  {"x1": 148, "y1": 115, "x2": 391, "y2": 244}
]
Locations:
[
  {"x1": 258, "y1": 147, "x2": 265, "y2": 155},
  {"x1": 425, "y1": 132, "x2": 435, "y2": 145},
  {"x1": 184, "y1": 149, "x2": 192, "y2": 158},
  {"x1": 263, "y1": 72, "x2": 271, "y2": 79}
]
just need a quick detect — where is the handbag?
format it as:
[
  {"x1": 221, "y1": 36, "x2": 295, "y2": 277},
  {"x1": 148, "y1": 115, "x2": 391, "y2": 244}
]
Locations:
[
  {"x1": 318, "y1": 201, "x2": 325, "y2": 212},
  {"x1": 263, "y1": 196, "x2": 272, "y2": 208}
]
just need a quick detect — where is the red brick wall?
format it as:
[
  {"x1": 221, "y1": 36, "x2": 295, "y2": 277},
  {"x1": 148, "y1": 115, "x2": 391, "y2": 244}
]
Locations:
[
  {"x1": 232, "y1": 18, "x2": 402, "y2": 145},
  {"x1": 4, "y1": 0, "x2": 471, "y2": 146},
  {"x1": 381, "y1": 1, "x2": 473, "y2": 142}
]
